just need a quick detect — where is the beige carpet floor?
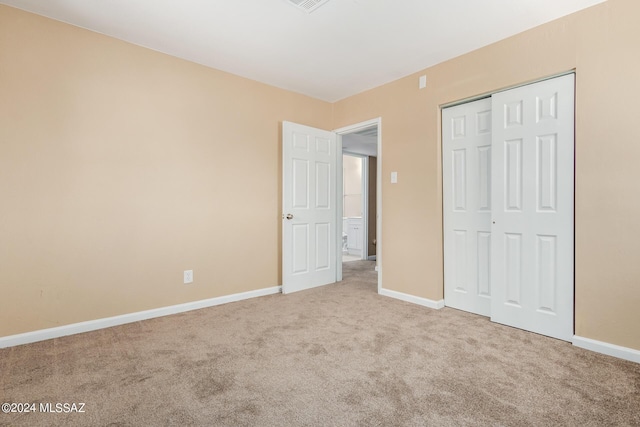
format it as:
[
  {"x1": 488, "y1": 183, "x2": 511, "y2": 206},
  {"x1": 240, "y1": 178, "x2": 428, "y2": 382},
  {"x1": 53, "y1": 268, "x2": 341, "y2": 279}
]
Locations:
[{"x1": 1, "y1": 261, "x2": 639, "y2": 426}]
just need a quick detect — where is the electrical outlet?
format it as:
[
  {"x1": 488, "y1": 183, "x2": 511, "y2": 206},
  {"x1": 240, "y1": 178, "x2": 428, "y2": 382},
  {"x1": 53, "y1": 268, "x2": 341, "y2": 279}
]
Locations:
[{"x1": 184, "y1": 270, "x2": 193, "y2": 284}]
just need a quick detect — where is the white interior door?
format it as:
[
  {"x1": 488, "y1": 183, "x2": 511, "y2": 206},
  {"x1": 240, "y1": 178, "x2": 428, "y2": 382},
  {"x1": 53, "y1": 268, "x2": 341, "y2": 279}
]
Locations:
[
  {"x1": 490, "y1": 74, "x2": 575, "y2": 341},
  {"x1": 442, "y1": 74, "x2": 575, "y2": 341},
  {"x1": 443, "y1": 98, "x2": 493, "y2": 316},
  {"x1": 282, "y1": 121, "x2": 337, "y2": 294}
]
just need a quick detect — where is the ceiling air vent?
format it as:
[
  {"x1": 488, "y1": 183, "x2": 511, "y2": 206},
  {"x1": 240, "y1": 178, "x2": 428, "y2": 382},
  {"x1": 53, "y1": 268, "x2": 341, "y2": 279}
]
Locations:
[{"x1": 286, "y1": 0, "x2": 331, "y2": 13}]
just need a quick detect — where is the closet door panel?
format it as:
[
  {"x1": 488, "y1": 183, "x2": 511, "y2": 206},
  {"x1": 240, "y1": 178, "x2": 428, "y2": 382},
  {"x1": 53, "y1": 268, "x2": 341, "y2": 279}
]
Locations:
[{"x1": 490, "y1": 74, "x2": 575, "y2": 341}]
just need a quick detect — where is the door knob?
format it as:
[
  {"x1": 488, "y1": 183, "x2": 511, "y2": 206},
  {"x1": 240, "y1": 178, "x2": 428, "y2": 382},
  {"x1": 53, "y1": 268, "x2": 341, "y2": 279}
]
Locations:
[{"x1": 285, "y1": 214, "x2": 294, "y2": 220}]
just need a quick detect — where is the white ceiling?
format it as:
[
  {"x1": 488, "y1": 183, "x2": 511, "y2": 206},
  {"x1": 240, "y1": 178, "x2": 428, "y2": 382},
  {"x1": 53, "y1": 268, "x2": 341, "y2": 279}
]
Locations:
[
  {"x1": 0, "y1": 0, "x2": 605, "y2": 102},
  {"x1": 343, "y1": 132, "x2": 378, "y2": 157}
]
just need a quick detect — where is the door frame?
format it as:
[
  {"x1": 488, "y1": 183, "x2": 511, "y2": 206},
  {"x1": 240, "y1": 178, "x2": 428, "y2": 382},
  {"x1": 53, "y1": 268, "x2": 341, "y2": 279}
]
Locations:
[{"x1": 334, "y1": 118, "x2": 382, "y2": 293}]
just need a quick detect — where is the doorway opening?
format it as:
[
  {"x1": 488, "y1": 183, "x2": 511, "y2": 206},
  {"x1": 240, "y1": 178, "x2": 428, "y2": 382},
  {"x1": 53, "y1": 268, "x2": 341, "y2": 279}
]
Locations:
[
  {"x1": 335, "y1": 118, "x2": 381, "y2": 293},
  {"x1": 342, "y1": 153, "x2": 374, "y2": 263}
]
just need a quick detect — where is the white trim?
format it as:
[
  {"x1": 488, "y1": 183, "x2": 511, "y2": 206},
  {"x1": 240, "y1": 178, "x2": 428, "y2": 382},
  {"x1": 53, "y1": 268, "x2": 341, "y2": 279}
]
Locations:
[
  {"x1": 0, "y1": 286, "x2": 282, "y2": 349},
  {"x1": 573, "y1": 336, "x2": 640, "y2": 364},
  {"x1": 336, "y1": 138, "x2": 344, "y2": 282},
  {"x1": 334, "y1": 118, "x2": 380, "y2": 135},
  {"x1": 362, "y1": 155, "x2": 369, "y2": 260},
  {"x1": 380, "y1": 288, "x2": 445, "y2": 310},
  {"x1": 376, "y1": 121, "x2": 381, "y2": 294}
]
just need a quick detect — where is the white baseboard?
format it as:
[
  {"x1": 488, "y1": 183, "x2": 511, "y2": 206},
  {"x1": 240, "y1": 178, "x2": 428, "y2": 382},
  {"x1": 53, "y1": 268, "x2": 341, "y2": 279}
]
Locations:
[
  {"x1": 0, "y1": 286, "x2": 282, "y2": 349},
  {"x1": 379, "y1": 288, "x2": 445, "y2": 310},
  {"x1": 573, "y1": 335, "x2": 640, "y2": 364}
]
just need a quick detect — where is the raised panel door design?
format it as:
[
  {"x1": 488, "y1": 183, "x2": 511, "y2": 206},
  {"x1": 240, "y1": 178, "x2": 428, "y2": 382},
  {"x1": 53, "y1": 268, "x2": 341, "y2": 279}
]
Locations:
[
  {"x1": 477, "y1": 110, "x2": 492, "y2": 134},
  {"x1": 315, "y1": 223, "x2": 330, "y2": 270},
  {"x1": 316, "y1": 137, "x2": 330, "y2": 155},
  {"x1": 505, "y1": 139, "x2": 523, "y2": 211},
  {"x1": 453, "y1": 149, "x2": 467, "y2": 211},
  {"x1": 315, "y1": 162, "x2": 330, "y2": 209},
  {"x1": 293, "y1": 132, "x2": 309, "y2": 152},
  {"x1": 504, "y1": 233, "x2": 522, "y2": 306},
  {"x1": 453, "y1": 230, "x2": 468, "y2": 292},
  {"x1": 452, "y1": 116, "x2": 466, "y2": 139},
  {"x1": 478, "y1": 145, "x2": 491, "y2": 211},
  {"x1": 477, "y1": 232, "x2": 491, "y2": 297},
  {"x1": 292, "y1": 224, "x2": 309, "y2": 274},
  {"x1": 536, "y1": 235, "x2": 557, "y2": 314},
  {"x1": 445, "y1": 75, "x2": 574, "y2": 341},
  {"x1": 283, "y1": 121, "x2": 337, "y2": 294},
  {"x1": 537, "y1": 93, "x2": 558, "y2": 122},
  {"x1": 505, "y1": 101, "x2": 523, "y2": 128},
  {"x1": 443, "y1": 97, "x2": 492, "y2": 317},
  {"x1": 293, "y1": 159, "x2": 309, "y2": 209},
  {"x1": 491, "y1": 74, "x2": 574, "y2": 341},
  {"x1": 537, "y1": 134, "x2": 557, "y2": 212}
]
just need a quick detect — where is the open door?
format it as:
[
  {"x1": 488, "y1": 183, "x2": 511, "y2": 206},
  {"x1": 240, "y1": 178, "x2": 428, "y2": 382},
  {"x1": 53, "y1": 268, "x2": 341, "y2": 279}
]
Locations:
[{"x1": 282, "y1": 121, "x2": 338, "y2": 294}]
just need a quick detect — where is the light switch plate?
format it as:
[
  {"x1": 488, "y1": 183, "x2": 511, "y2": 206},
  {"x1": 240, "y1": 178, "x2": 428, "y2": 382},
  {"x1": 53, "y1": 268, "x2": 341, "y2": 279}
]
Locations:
[{"x1": 391, "y1": 172, "x2": 398, "y2": 184}]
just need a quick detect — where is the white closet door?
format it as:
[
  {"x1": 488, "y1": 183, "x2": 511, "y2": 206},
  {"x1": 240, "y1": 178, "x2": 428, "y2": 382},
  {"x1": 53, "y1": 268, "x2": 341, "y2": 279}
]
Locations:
[
  {"x1": 490, "y1": 74, "x2": 575, "y2": 341},
  {"x1": 443, "y1": 98, "x2": 493, "y2": 316}
]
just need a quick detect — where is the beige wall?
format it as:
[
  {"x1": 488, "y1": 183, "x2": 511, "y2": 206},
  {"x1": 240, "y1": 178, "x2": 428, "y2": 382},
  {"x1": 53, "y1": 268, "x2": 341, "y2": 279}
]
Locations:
[
  {"x1": 334, "y1": 0, "x2": 640, "y2": 351},
  {"x1": 0, "y1": 5, "x2": 332, "y2": 337}
]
